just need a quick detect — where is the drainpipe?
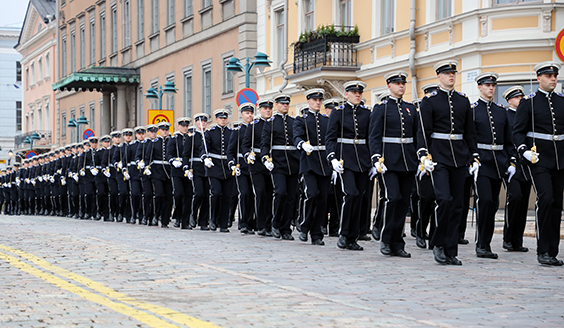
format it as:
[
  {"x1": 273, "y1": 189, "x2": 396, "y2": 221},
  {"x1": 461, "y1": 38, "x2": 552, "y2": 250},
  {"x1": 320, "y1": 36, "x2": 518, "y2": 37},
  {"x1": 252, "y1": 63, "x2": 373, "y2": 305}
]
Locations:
[
  {"x1": 278, "y1": 0, "x2": 288, "y2": 92},
  {"x1": 409, "y1": 0, "x2": 418, "y2": 102},
  {"x1": 55, "y1": 0, "x2": 60, "y2": 147}
]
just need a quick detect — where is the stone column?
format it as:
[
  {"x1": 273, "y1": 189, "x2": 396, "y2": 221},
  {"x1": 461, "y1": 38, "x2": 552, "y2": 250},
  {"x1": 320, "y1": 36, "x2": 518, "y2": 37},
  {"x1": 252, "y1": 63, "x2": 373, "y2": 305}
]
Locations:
[
  {"x1": 101, "y1": 91, "x2": 112, "y2": 136},
  {"x1": 116, "y1": 86, "x2": 127, "y2": 130}
]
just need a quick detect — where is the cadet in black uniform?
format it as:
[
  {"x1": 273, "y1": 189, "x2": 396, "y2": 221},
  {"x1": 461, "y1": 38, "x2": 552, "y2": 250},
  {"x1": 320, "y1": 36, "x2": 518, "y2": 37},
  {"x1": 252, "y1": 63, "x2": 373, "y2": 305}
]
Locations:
[
  {"x1": 147, "y1": 121, "x2": 173, "y2": 228},
  {"x1": 107, "y1": 131, "x2": 121, "y2": 221},
  {"x1": 502, "y1": 86, "x2": 530, "y2": 253},
  {"x1": 322, "y1": 98, "x2": 342, "y2": 237},
  {"x1": 69, "y1": 144, "x2": 81, "y2": 218},
  {"x1": 96, "y1": 136, "x2": 111, "y2": 221},
  {"x1": 228, "y1": 103, "x2": 256, "y2": 234},
  {"x1": 326, "y1": 81, "x2": 372, "y2": 251},
  {"x1": 370, "y1": 71, "x2": 418, "y2": 257},
  {"x1": 418, "y1": 60, "x2": 479, "y2": 265},
  {"x1": 471, "y1": 72, "x2": 516, "y2": 259},
  {"x1": 167, "y1": 117, "x2": 192, "y2": 229},
  {"x1": 129, "y1": 126, "x2": 146, "y2": 224},
  {"x1": 81, "y1": 138, "x2": 97, "y2": 220},
  {"x1": 513, "y1": 61, "x2": 564, "y2": 266},
  {"x1": 136, "y1": 125, "x2": 156, "y2": 225},
  {"x1": 294, "y1": 89, "x2": 332, "y2": 245},
  {"x1": 242, "y1": 99, "x2": 274, "y2": 236},
  {"x1": 114, "y1": 128, "x2": 134, "y2": 223}
]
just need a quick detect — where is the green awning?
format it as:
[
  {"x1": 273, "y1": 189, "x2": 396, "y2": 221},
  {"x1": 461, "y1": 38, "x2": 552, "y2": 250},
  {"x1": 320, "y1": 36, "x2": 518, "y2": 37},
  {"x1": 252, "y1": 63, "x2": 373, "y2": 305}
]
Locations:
[{"x1": 53, "y1": 66, "x2": 140, "y2": 92}]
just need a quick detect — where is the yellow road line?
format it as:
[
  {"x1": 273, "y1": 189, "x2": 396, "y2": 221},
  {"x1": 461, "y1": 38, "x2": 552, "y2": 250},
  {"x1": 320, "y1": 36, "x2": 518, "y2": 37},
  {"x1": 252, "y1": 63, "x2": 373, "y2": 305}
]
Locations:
[
  {"x1": 0, "y1": 244, "x2": 221, "y2": 328},
  {"x1": 0, "y1": 250, "x2": 180, "y2": 328}
]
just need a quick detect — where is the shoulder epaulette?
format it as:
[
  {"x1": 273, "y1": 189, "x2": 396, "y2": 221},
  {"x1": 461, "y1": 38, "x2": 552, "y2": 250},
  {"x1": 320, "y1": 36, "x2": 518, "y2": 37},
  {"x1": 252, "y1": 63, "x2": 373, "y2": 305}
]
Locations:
[
  {"x1": 302, "y1": 114, "x2": 307, "y2": 118},
  {"x1": 471, "y1": 101, "x2": 478, "y2": 108},
  {"x1": 289, "y1": 115, "x2": 295, "y2": 119},
  {"x1": 252, "y1": 119, "x2": 259, "y2": 124},
  {"x1": 171, "y1": 134, "x2": 176, "y2": 138},
  {"x1": 424, "y1": 91, "x2": 438, "y2": 98},
  {"x1": 555, "y1": 92, "x2": 563, "y2": 98},
  {"x1": 335, "y1": 105, "x2": 343, "y2": 110},
  {"x1": 496, "y1": 102, "x2": 504, "y2": 107},
  {"x1": 209, "y1": 126, "x2": 216, "y2": 130},
  {"x1": 321, "y1": 113, "x2": 328, "y2": 117},
  {"x1": 524, "y1": 92, "x2": 536, "y2": 100},
  {"x1": 380, "y1": 100, "x2": 388, "y2": 105},
  {"x1": 268, "y1": 117, "x2": 274, "y2": 122},
  {"x1": 457, "y1": 91, "x2": 467, "y2": 97}
]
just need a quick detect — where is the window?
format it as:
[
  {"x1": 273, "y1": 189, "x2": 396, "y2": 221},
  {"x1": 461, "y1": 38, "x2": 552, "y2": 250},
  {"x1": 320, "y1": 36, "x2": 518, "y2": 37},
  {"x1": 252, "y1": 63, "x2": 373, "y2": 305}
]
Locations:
[
  {"x1": 183, "y1": 70, "x2": 192, "y2": 117},
  {"x1": 26, "y1": 68, "x2": 29, "y2": 88},
  {"x1": 381, "y1": 0, "x2": 394, "y2": 35},
  {"x1": 202, "y1": 0, "x2": 212, "y2": 8},
  {"x1": 30, "y1": 62, "x2": 35, "y2": 84},
  {"x1": 100, "y1": 12, "x2": 106, "y2": 60},
  {"x1": 184, "y1": 0, "x2": 193, "y2": 17},
  {"x1": 167, "y1": 0, "x2": 175, "y2": 26},
  {"x1": 111, "y1": 6, "x2": 118, "y2": 53},
  {"x1": 45, "y1": 53, "x2": 50, "y2": 77},
  {"x1": 90, "y1": 19, "x2": 96, "y2": 64},
  {"x1": 138, "y1": 0, "x2": 144, "y2": 40},
  {"x1": 151, "y1": 0, "x2": 159, "y2": 33},
  {"x1": 61, "y1": 0, "x2": 65, "y2": 7},
  {"x1": 222, "y1": 54, "x2": 234, "y2": 95},
  {"x1": 80, "y1": 25, "x2": 85, "y2": 69},
  {"x1": 304, "y1": 0, "x2": 314, "y2": 32},
  {"x1": 37, "y1": 105, "x2": 42, "y2": 130},
  {"x1": 165, "y1": 74, "x2": 175, "y2": 110},
  {"x1": 275, "y1": 9, "x2": 285, "y2": 67},
  {"x1": 70, "y1": 31, "x2": 76, "y2": 73},
  {"x1": 90, "y1": 102, "x2": 96, "y2": 131},
  {"x1": 436, "y1": 0, "x2": 452, "y2": 20},
  {"x1": 61, "y1": 112, "x2": 67, "y2": 137},
  {"x1": 38, "y1": 58, "x2": 43, "y2": 80},
  {"x1": 137, "y1": 88, "x2": 143, "y2": 123},
  {"x1": 339, "y1": 0, "x2": 352, "y2": 27},
  {"x1": 124, "y1": 0, "x2": 131, "y2": 46},
  {"x1": 16, "y1": 101, "x2": 22, "y2": 132},
  {"x1": 202, "y1": 64, "x2": 212, "y2": 114},
  {"x1": 45, "y1": 102, "x2": 50, "y2": 130},
  {"x1": 16, "y1": 61, "x2": 21, "y2": 82},
  {"x1": 62, "y1": 35, "x2": 67, "y2": 76}
]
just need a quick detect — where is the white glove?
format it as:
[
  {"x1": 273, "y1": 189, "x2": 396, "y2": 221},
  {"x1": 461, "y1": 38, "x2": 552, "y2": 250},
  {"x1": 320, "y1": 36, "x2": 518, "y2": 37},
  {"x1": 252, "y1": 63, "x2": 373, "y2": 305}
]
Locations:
[
  {"x1": 103, "y1": 169, "x2": 111, "y2": 178},
  {"x1": 231, "y1": 166, "x2": 241, "y2": 177},
  {"x1": 264, "y1": 161, "x2": 274, "y2": 171},
  {"x1": 248, "y1": 152, "x2": 256, "y2": 163},
  {"x1": 187, "y1": 170, "x2": 194, "y2": 180},
  {"x1": 90, "y1": 168, "x2": 99, "y2": 176},
  {"x1": 420, "y1": 156, "x2": 437, "y2": 173},
  {"x1": 16, "y1": 177, "x2": 20, "y2": 184},
  {"x1": 369, "y1": 167, "x2": 379, "y2": 180},
  {"x1": 374, "y1": 161, "x2": 387, "y2": 174},
  {"x1": 523, "y1": 150, "x2": 539, "y2": 163},
  {"x1": 38, "y1": 176, "x2": 43, "y2": 182},
  {"x1": 31, "y1": 180, "x2": 36, "y2": 186},
  {"x1": 506, "y1": 164, "x2": 516, "y2": 183},
  {"x1": 469, "y1": 161, "x2": 480, "y2": 182},
  {"x1": 73, "y1": 174, "x2": 79, "y2": 182},
  {"x1": 50, "y1": 176, "x2": 55, "y2": 183},
  {"x1": 61, "y1": 178, "x2": 66, "y2": 186},
  {"x1": 204, "y1": 158, "x2": 214, "y2": 168},
  {"x1": 117, "y1": 161, "x2": 123, "y2": 169},
  {"x1": 138, "y1": 161, "x2": 145, "y2": 169},
  {"x1": 331, "y1": 171, "x2": 338, "y2": 185},
  {"x1": 172, "y1": 159, "x2": 182, "y2": 168},
  {"x1": 331, "y1": 159, "x2": 344, "y2": 174},
  {"x1": 124, "y1": 172, "x2": 130, "y2": 180},
  {"x1": 302, "y1": 143, "x2": 314, "y2": 154}
]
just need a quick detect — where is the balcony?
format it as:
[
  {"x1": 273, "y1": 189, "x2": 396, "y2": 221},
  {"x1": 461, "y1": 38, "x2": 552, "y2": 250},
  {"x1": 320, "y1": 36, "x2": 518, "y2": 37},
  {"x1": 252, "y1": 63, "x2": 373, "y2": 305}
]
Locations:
[{"x1": 15, "y1": 130, "x2": 52, "y2": 151}]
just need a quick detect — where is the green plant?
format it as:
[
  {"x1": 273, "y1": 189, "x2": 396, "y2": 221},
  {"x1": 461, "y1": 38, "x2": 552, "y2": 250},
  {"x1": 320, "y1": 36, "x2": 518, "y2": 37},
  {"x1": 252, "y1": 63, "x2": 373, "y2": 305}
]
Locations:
[{"x1": 292, "y1": 24, "x2": 360, "y2": 51}]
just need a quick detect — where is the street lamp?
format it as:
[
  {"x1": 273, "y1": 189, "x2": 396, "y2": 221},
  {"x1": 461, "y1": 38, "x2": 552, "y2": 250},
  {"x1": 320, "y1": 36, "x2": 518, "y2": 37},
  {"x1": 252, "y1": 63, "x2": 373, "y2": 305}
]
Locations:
[
  {"x1": 8, "y1": 150, "x2": 13, "y2": 165},
  {"x1": 144, "y1": 81, "x2": 178, "y2": 110},
  {"x1": 23, "y1": 132, "x2": 41, "y2": 151},
  {"x1": 225, "y1": 52, "x2": 272, "y2": 88},
  {"x1": 68, "y1": 115, "x2": 89, "y2": 143}
]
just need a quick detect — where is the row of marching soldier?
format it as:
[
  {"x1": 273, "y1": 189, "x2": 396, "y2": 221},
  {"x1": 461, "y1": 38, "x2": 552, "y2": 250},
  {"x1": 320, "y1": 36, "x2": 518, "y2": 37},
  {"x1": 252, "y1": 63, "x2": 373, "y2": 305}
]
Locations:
[{"x1": 0, "y1": 60, "x2": 562, "y2": 266}]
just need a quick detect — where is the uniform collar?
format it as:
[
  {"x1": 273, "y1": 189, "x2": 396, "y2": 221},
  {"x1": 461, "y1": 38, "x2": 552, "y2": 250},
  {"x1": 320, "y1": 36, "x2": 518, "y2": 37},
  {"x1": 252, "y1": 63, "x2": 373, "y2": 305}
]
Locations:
[
  {"x1": 479, "y1": 97, "x2": 493, "y2": 105},
  {"x1": 508, "y1": 107, "x2": 517, "y2": 112},
  {"x1": 389, "y1": 96, "x2": 402, "y2": 103},
  {"x1": 538, "y1": 88, "x2": 553, "y2": 98},
  {"x1": 308, "y1": 109, "x2": 320, "y2": 115},
  {"x1": 439, "y1": 86, "x2": 455, "y2": 95}
]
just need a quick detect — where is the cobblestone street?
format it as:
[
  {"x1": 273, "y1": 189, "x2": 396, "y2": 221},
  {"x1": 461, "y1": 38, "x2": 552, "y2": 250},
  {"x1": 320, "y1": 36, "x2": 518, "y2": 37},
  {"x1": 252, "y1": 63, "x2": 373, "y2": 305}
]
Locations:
[{"x1": 0, "y1": 214, "x2": 562, "y2": 328}]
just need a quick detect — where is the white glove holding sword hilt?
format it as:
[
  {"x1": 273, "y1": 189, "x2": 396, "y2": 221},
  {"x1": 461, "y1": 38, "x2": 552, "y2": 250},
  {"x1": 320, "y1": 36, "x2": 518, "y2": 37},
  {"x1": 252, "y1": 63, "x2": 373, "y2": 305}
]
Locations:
[{"x1": 204, "y1": 158, "x2": 214, "y2": 168}]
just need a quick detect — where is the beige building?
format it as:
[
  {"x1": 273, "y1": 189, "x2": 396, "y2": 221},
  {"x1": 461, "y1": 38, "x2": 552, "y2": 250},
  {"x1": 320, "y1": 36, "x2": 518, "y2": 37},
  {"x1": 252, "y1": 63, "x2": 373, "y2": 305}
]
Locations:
[{"x1": 53, "y1": 0, "x2": 259, "y2": 146}]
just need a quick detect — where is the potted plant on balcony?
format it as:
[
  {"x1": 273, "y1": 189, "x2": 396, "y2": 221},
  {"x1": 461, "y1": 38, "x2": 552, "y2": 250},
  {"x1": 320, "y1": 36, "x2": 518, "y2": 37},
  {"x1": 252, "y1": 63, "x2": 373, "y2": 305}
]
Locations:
[{"x1": 291, "y1": 24, "x2": 359, "y2": 53}]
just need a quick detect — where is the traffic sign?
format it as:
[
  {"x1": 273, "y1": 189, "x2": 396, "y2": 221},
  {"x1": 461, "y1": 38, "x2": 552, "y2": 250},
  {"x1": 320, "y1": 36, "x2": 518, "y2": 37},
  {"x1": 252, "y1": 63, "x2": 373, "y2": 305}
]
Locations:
[
  {"x1": 25, "y1": 151, "x2": 37, "y2": 159},
  {"x1": 236, "y1": 88, "x2": 259, "y2": 107},
  {"x1": 0, "y1": 159, "x2": 6, "y2": 164},
  {"x1": 556, "y1": 28, "x2": 564, "y2": 63},
  {"x1": 148, "y1": 109, "x2": 175, "y2": 133},
  {"x1": 83, "y1": 129, "x2": 95, "y2": 141}
]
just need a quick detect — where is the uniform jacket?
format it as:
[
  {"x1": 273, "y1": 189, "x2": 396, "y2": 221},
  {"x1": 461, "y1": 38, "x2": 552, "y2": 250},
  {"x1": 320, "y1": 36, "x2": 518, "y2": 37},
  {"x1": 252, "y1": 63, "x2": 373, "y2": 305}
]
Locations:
[
  {"x1": 181, "y1": 130, "x2": 206, "y2": 177},
  {"x1": 127, "y1": 140, "x2": 142, "y2": 181},
  {"x1": 147, "y1": 136, "x2": 171, "y2": 181},
  {"x1": 201, "y1": 125, "x2": 233, "y2": 180},
  {"x1": 293, "y1": 110, "x2": 331, "y2": 176},
  {"x1": 227, "y1": 123, "x2": 250, "y2": 175},
  {"x1": 506, "y1": 107, "x2": 530, "y2": 181},
  {"x1": 242, "y1": 117, "x2": 270, "y2": 175},
  {"x1": 261, "y1": 113, "x2": 300, "y2": 176},
  {"x1": 166, "y1": 133, "x2": 187, "y2": 178}
]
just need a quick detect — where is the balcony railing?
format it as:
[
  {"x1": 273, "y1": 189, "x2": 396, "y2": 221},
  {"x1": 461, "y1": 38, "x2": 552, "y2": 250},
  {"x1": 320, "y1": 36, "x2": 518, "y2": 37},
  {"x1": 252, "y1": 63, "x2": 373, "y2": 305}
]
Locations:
[
  {"x1": 15, "y1": 130, "x2": 52, "y2": 150},
  {"x1": 293, "y1": 34, "x2": 359, "y2": 74}
]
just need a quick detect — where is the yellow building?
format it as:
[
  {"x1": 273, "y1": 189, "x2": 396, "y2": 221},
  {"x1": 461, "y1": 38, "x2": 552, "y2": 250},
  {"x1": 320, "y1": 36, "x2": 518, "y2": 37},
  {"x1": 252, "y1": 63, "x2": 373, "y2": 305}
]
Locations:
[{"x1": 256, "y1": 0, "x2": 564, "y2": 113}]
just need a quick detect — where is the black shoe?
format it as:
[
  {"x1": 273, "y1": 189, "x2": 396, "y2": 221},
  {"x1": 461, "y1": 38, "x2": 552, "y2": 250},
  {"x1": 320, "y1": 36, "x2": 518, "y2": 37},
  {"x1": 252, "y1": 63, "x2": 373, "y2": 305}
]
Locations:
[
  {"x1": 502, "y1": 241, "x2": 513, "y2": 250},
  {"x1": 282, "y1": 234, "x2": 294, "y2": 240},
  {"x1": 337, "y1": 235, "x2": 347, "y2": 249},
  {"x1": 116, "y1": 214, "x2": 123, "y2": 223},
  {"x1": 446, "y1": 256, "x2": 462, "y2": 265},
  {"x1": 209, "y1": 221, "x2": 217, "y2": 231},
  {"x1": 174, "y1": 220, "x2": 181, "y2": 228},
  {"x1": 458, "y1": 237, "x2": 469, "y2": 245},
  {"x1": 240, "y1": 227, "x2": 249, "y2": 234},
  {"x1": 299, "y1": 232, "x2": 308, "y2": 242},
  {"x1": 423, "y1": 232, "x2": 429, "y2": 240},
  {"x1": 189, "y1": 216, "x2": 197, "y2": 228},
  {"x1": 538, "y1": 253, "x2": 552, "y2": 265},
  {"x1": 141, "y1": 218, "x2": 147, "y2": 225},
  {"x1": 358, "y1": 234, "x2": 371, "y2": 241},
  {"x1": 67, "y1": 214, "x2": 73, "y2": 218},
  {"x1": 320, "y1": 226, "x2": 327, "y2": 235},
  {"x1": 296, "y1": 224, "x2": 302, "y2": 232},
  {"x1": 380, "y1": 242, "x2": 392, "y2": 255},
  {"x1": 346, "y1": 241, "x2": 363, "y2": 251},
  {"x1": 220, "y1": 228, "x2": 229, "y2": 233},
  {"x1": 410, "y1": 228, "x2": 417, "y2": 238},
  {"x1": 272, "y1": 227, "x2": 281, "y2": 238},
  {"x1": 371, "y1": 228, "x2": 381, "y2": 241},
  {"x1": 161, "y1": 224, "x2": 169, "y2": 228},
  {"x1": 510, "y1": 246, "x2": 529, "y2": 252},
  {"x1": 257, "y1": 228, "x2": 266, "y2": 236},
  {"x1": 311, "y1": 239, "x2": 325, "y2": 246},
  {"x1": 416, "y1": 236, "x2": 427, "y2": 249},
  {"x1": 476, "y1": 247, "x2": 498, "y2": 259},
  {"x1": 265, "y1": 231, "x2": 273, "y2": 237},
  {"x1": 549, "y1": 257, "x2": 564, "y2": 266},
  {"x1": 181, "y1": 226, "x2": 192, "y2": 230},
  {"x1": 433, "y1": 246, "x2": 447, "y2": 264},
  {"x1": 151, "y1": 217, "x2": 158, "y2": 226},
  {"x1": 95, "y1": 213, "x2": 102, "y2": 220},
  {"x1": 200, "y1": 226, "x2": 210, "y2": 231},
  {"x1": 393, "y1": 249, "x2": 411, "y2": 258}
]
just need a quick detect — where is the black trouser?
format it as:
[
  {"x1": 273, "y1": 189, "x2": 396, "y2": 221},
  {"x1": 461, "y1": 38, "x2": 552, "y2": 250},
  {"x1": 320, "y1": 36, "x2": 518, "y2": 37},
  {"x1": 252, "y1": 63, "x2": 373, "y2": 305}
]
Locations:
[
  {"x1": 460, "y1": 175, "x2": 473, "y2": 240},
  {"x1": 96, "y1": 180, "x2": 109, "y2": 219},
  {"x1": 108, "y1": 177, "x2": 119, "y2": 218},
  {"x1": 0, "y1": 188, "x2": 4, "y2": 214},
  {"x1": 117, "y1": 177, "x2": 131, "y2": 219},
  {"x1": 380, "y1": 171, "x2": 415, "y2": 251},
  {"x1": 236, "y1": 174, "x2": 254, "y2": 230},
  {"x1": 339, "y1": 170, "x2": 369, "y2": 242},
  {"x1": 325, "y1": 177, "x2": 342, "y2": 235},
  {"x1": 503, "y1": 178, "x2": 532, "y2": 249},
  {"x1": 209, "y1": 176, "x2": 234, "y2": 229},
  {"x1": 10, "y1": 187, "x2": 18, "y2": 214},
  {"x1": 84, "y1": 180, "x2": 96, "y2": 218},
  {"x1": 271, "y1": 173, "x2": 299, "y2": 235},
  {"x1": 141, "y1": 177, "x2": 153, "y2": 221},
  {"x1": 28, "y1": 189, "x2": 36, "y2": 214},
  {"x1": 300, "y1": 172, "x2": 330, "y2": 242},
  {"x1": 416, "y1": 174, "x2": 436, "y2": 242},
  {"x1": 60, "y1": 182, "x2": 68, "y2": 215},
  {"x1": 360, "y1": 178, "x2": 374, "y2": 236},
  {"x1": 373, "y1": 176, "x2": 385, "y2": 233},
  {"x1": 69, "y1": 181, "x2": 79, "y2": 216},
  {"x1": 527, "y1": 165, "x2": 564, "y2": 257},
  {"x1": 130, "y1": 179, "x2": 142, "y2": 221},
  {"x1": 4, "y1": 187, "x2": 12, "y2": 214},
  {"x1": 192, "y1": 175, "x2": 210, "y2": 227},
  {"x1": 52, "y1": 182, "x2": 60, "y2": 214},
  {"x1": 250, "y1": 171, "x2": 273, "y2": 231},
  {"x1": 229, "y1": 180, "x2": 238, "y2": 226},
  {"x1": 474, "y1": 176, "x2": 502, "y2": 251},
  {"x1": 172, "y1": 176, "x2": 193, "y2": 228},
  {"x1": 430, "y1": 163, "x2": 466, "y2": 257},
  {"x1": 152, "y1": 178, "x2": 173, "y2": 226},
  {"x1": 410, "y1": 186, "x2": 419, "y2": 231}
]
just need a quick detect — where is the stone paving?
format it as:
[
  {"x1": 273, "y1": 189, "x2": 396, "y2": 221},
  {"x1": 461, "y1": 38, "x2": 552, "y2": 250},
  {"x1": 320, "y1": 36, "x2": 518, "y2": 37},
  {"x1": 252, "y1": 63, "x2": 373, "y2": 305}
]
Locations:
[{"x1": 0, "y1": 214, "x2": 562, "y2": 328}]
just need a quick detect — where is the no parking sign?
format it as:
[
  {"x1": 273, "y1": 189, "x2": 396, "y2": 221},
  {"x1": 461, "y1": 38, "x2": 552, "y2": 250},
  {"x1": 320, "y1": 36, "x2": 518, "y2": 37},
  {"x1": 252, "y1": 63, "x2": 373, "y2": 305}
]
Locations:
[{"x1": 236, "y1": 88, "x2": 259, "y2": 107}]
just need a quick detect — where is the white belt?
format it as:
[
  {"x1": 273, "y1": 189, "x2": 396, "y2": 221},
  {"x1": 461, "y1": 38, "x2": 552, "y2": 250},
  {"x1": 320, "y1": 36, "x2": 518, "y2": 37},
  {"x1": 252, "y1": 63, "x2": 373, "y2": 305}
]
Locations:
[
  {"x1": 151, "y1": 160, "x2": 170, "y2": 165},
  {"x1": 272, "y1": 145, "x2": 297, "y2": 150},
  {"x1": 85, "y1": 166, "x2": 92, "y2": 169},
  {"x1": 477, "y1": 143, "x2": 503, "y2": 151},
  {"x1": 252, "y1": 148, "x2": 261, "y2": 153},
  {"x1": 431, "y1": 133, "x2": 463, "y2": 141},
  {"x1": 95, "y1": 166, "x2": 102, "y2": 169},
  {"x1": 128, "y1": 162, "x2": 136, "y2": 166},
  {"x1": 208, "y1": 153, "x2": 227, "y2": 160},
  {"x1": 189, "y1": 158, "x2": 202, "y2": 162},
  {"x1": 526, "y1": 132, "x2": 564, "y2": 141},
  {"x1": 237, "y1": 153, "x2": 244, "y2": 158},
  {"x1": 382, "y1": 137, "x2": 413, "y2": 144},
  {"x1": 310, "y1": 145, "x2": 326, "y2": 150},
  {"x1": 337, "y1": 138, "x2": 366, "y2": 145},
  {"x1": 109, "y1": 164, "x2": 114, "y2": 167}
]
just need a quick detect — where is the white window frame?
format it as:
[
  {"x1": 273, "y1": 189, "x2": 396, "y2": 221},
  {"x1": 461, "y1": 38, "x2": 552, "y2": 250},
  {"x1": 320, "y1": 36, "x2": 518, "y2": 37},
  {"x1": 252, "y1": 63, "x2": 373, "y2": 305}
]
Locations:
[
  {"x1": 111, "y1": 5, "x2": 118, "y2": 53},
  {"x1": 380, "y1": 0, "x2": 394, "y2": 35},
  {"x1": 182, "y1": 66, "x2": 193, "y2": 118},
  {"x1": 38, "y1": 58, "x2": 43, "y2": 81},
  {"x1": 70, "y1": 30, "x2": 76, "y2": 73},
  {"x1": 338, "y1": 0, "x2": 352, "y2": 27},
  {"x1": 100, "y1": 12, "x2": 106, "y2": 60},
  {"x1": 184, "y1": 0, "x2": 193, "y2": 17},
  {"x1": 30, "y1": 62, "x2": 35, "y2": 85},
  {"x1": 89, "y1": 101, "x2": 96, "y2": 132},
  {"x1": 167, "y1": 0, "x2": 175, "y2": 26},
  {"x1": 89, "y1": 18, "x2": 96, "y2": 64},
  {"x1": 151, "y1": 0, "x2": 159, "y2": 34},
  {"x1": 303, "y1": 0, "x2": 315, "y2": 32},
  {"x1": 124, "y1": 0, "x2": 131, "y2": 46},
  {"x1": 138, "y1": 0, "x2": 145, "y2": 40},
  {"x1": 165, "y1": 73, "x2": 175, "y2": 111},
  {"x1": 80, "y1": 25, "x2": 86, "y2": 69},
  {"x1": 436, "y1": 0, "x2": 452, "y2": 21},
  {"x1": 201, "y1": 59, "x2": 212, "y2": 115},
  {"x1": 45, "y1": 53, "x2": 50, "y2": 77},
  {"x1": 222, "y1": 51, "x2": 235, "y2": 96},
  {"x1": 274, "y1": 7, "x2": 285, "y2": 68}
]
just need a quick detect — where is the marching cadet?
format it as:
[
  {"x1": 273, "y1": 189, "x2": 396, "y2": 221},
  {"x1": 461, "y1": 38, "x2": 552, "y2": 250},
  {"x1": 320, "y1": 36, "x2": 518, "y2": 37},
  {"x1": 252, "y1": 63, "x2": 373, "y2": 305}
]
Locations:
[
  {"x1": 227, "y1": 103, "x2": 256, "y2": 234},
  {"x1": 69, "y1": 144, "x2": 81, "y2": 219},
  {"x1": 20, "y1": 160, "x2": 29, "y2": 215},
  {"x1": 30, "y1": 158, "x2": 39, "y2": 215},
  {"x1": 114, "y1": 128, "x2": 134, "y2": 223},
  {"x1": 146, "y1": 121, "x2": 173, "y2": 228},
  {"x1": 4, "y1": 166, "x2": 12, "y2": 215},
  {"x1": 13, "y1": 162, "x2": 22, "y2": 215},
  {"x1": 227, "y1": 123, "x2": 240, "y2": 229},
  {"x1": 322, "y1": 98, "x2": 342, "y2": 237},
  {"x1": 513, "y1": 61, "x2": 564, "y2": 266},
  {"x1": 128, "y1": 126, "x2": 146, "y2": 224},
  {"x1": 502, "y1": 85, "x2": 530, "y2": 253},
  {"x1": 60, "y1": 146, "x2": 72, "y2": 217},
  {"x1": 0, "y1": 169, "x2": 4, "y2": 214},
  {"x1": 84, "y1": 137, "x2": 99, "y2": 220},
  {"x1": 76, "y1": 143, "x2": 87, "y2": 218},
  {"x1": 107, "y1": 131, "x2": 121, "y2": 221},
  {"x1": 326, "y1": 80, "x2": 372, "y2": 251},
  {"x1": 51, "y1": 151, "x2": 61, "y2": 216},
  {"x1": 369, "y1": 71, "x2": 419, "y2": 258},
  {"x1": 182, "y1": 114, "x2": 210, "y2": 230},
  {"x1": 243, "y1": 99, "x2": 274, "y2": 236},
  {"x1": 471, "y1": 72, "x2": 516, "y2": 259},
  {"x1": 95, "y1": 136, "x2": 111, "y2": 221},
  {"x1": 418, "y1": 60, "x2": 479, "y2": 266},
  {"x1": 167, "y1": 118, "x2": 192, "y2": 229},
  {"x1": 261, "y1": 94, "x2": 299, "y2": 241},
  {"x1": 294, "y1": 89, "x2": 332, "y2": 245},
  {"x1": 136, "y1": 125, "x2": 156, "y2": 225},
  {"x1": 202, "y1": 109, "x2": 234, "y2": 232}
]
